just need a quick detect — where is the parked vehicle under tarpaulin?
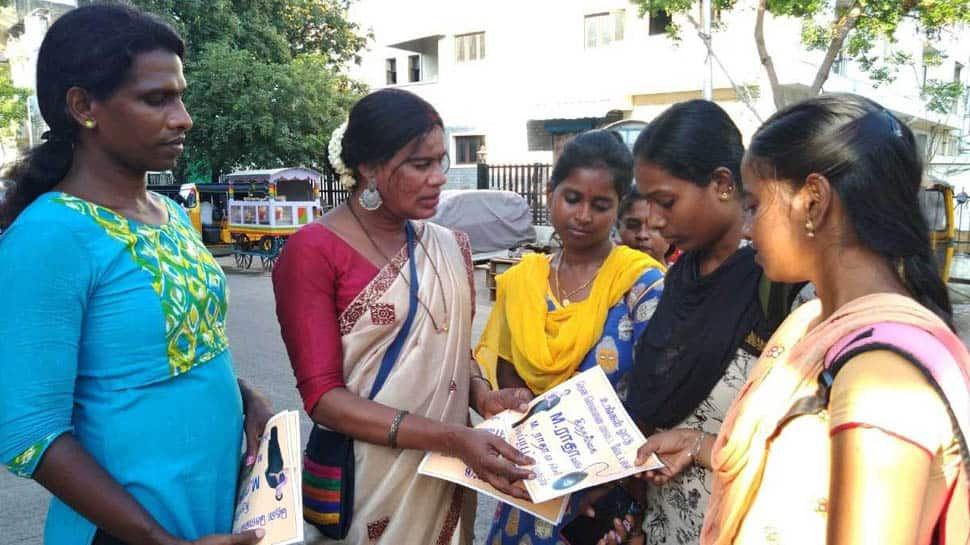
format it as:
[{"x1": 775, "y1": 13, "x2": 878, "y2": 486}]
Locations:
[{"x1": 430, "y1": 190, "x2": 536, "y2": 262}]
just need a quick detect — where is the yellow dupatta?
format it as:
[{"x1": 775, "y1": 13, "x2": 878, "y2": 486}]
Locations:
[{"x1": 474, "y1": 245, "x2": 662, "y2": 394}]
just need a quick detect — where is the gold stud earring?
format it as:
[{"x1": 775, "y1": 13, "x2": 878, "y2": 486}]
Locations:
[
  {"x1": 83, "y1": 119, "x2": 95, "y2": 129},
  {"x1": 805, "y1": 219, "x2": 815, "y2": 238}
]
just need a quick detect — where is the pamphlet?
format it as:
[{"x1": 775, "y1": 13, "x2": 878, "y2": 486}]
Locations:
[
  {"x1": 419, "y1": 412, "x2": 570, "y2": 524},
  {"x1": 232, "y1": 410, "x2": 304, "y2": 545},
  {"x1": 418, "y1": 366, "x2": 663, "y2": 524}
]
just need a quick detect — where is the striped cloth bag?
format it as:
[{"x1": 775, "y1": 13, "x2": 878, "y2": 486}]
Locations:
[{"x1": 302, "y1": 426, "x2": 355, "y2": 539}]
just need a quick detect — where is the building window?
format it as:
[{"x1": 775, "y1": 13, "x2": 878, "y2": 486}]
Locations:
[
  {"x1": 648, "y1": 9, "x2": 671, "y2": 35},
  {"x1": 455, "y1": 135, "x2": 485, "y2": 164},
  {"x1": 408, "y1": 54, "x2": 421, "y2": 82},
  {"x1": 585, "y1": 10, "x2": 626, "y2": 49},
  {"x1": 585, "y1": 11, "x2": 625, "y2": 48},
  {"x1": 915, "y1": 132, "x2": 929, "y2": 156},
  {"x1": 526, "y1": 120, "x2": 554, "y2": 151},
  {"x1": 456, "y1": 32, "x2": 485, "y2": 62},
  {"x1": 386, "y1": 58, "x2": 397, "y2": 85}
]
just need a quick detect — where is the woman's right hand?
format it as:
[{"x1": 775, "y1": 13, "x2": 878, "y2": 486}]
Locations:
[
  {"x1": 634, "y1": 428, "x2": 706, "y2": 486},
  {"x1": 449, "y1": 428, "x2": 535, "y2": 500}
]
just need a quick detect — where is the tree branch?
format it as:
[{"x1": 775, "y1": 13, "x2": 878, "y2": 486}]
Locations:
[
  {"x1": 809, "y1": 1, "x2": 863, "y2": 95},
  {"x1": 755, "y1": 0, "x2": 785, "y2": 110}
]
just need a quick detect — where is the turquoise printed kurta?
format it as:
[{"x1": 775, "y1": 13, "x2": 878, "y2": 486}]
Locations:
[{"x1": 0, "y1": 192, "x2": 243, "y2": 544}]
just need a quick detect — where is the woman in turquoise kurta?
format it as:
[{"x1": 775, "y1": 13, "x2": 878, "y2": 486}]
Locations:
[{"x1": 0, "y1": 6, "x2": 270, "y2": 545}]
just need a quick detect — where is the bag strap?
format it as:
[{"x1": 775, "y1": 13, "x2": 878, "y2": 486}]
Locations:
[
  {"x1": 818, "y1": 323, "x2": 970, "y2": 477},
  {"x1": 818, "y1": 323, "x2": 970, "y2": 545},
  {"x1": 368, "y1": 221, "x2": 419, "y2": 400}
]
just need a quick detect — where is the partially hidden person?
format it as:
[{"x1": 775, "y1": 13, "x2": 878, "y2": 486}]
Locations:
[{"x1": 616, "y1": 190, "x2": 680, "y2": 265}]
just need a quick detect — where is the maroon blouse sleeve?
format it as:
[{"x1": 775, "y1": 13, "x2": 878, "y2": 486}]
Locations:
[{"x1": 272, "y1": 224, "x2": 351, "y2": 414}]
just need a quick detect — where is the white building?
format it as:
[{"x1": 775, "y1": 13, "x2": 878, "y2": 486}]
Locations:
[
  {"x1": 3, "y1": 0, "x2": 77, "y2": 157},
  {"x1": 348, "y1": 0, "x2": 970, "y2": 189}
]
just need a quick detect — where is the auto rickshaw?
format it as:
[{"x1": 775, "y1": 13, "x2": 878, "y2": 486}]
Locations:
[
  {"x1": 150, "y1": 179, "x2": 210, "y2": 237},
  {"x1": 919, "y1": 176, "x2": 955, "y2": 282}
]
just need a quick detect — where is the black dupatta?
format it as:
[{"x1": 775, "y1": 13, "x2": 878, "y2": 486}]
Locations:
[{"x1": 628, "y1": 246, "x2": 771, "y2": 430}]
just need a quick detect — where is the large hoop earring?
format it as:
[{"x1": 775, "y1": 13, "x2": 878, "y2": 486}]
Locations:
[{"x1": 359, "y1": 178, "x2": 382, "y2": 211}]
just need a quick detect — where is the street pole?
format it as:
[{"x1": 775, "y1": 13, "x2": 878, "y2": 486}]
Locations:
[
  {"x1": 702, "y1": 0, "x2": 713, "y2": 101},
  {"x1": 25, "y1": 95, "x2": 33, "y2": 148}
]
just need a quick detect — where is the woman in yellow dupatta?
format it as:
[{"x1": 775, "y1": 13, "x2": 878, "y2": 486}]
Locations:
[
  {"x1": 607, "y1": 94, "x2": 969, "y2": 545},
  {"x1": 476, "y1": 130, "x2": 665, "y2": 545}
]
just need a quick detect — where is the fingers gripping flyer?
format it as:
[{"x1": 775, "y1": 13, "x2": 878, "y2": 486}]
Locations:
[{"x1": 419, "y1": 366, "x2": 664, "y2": 523}]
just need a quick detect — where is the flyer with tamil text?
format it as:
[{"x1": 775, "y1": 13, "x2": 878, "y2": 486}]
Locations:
[{"x1": 419, "y1": 366, "x2": 663, "y2": 522}]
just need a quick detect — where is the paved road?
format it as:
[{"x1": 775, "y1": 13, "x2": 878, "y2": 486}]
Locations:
[
  {"x1": 0, "y1": 259, "x2": 499, "y2": 545},
  {"x1": 4, "y1": 259, "x2": 970, "y2": 545}
]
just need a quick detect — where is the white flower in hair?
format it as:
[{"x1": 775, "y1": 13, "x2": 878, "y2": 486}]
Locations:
[{"x1": 328, "y1": 121, "x2": 356, "y2": 190}]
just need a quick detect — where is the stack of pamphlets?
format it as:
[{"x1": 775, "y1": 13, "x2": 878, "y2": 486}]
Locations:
[{"x1": 233, "y1": 410, "x2": 304, "y2": 545}]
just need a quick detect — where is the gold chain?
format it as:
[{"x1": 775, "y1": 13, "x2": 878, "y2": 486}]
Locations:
[
  {"x1": 347, "y1": 203, "x2": 450, "y2": 333},
  {"x1": 553, "y1": 248, "x2": 603, "y2": 307}
]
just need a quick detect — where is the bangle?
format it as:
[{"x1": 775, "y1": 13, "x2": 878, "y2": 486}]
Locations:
[
  {"x1": 388, "y1": 410, "x2": 409, "y2": 449},
  {"x1": 471, "y1": 374, "x2": 492, "y2": 389},
  {"x1": 687, "y1": 429, "x2": 706, "y2": 462}
]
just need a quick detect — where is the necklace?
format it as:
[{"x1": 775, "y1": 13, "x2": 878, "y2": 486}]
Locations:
[
  {"x1": 347, "y1": 204, "x2": 450, "y2": 333},
  {"x1": 553, "y1": 245, "x2": 612, "y2": 307}
]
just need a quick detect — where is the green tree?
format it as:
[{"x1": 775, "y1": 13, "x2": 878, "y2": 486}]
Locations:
[
  {"x1": 0, "y1": 64, "x2": 29, "y2": 156},
  {"x1": 127, "y1": 0, "x2": 368, "y2": 181},
  {"x1": 634, "y1": 0, "x2": 970, "y2": 111},
  {"x1": 180, "y1": 43, "x2": 364, "y2": 182},
  {"x1": 131, "y1": 0, "x2": 368, "y2": 65}
]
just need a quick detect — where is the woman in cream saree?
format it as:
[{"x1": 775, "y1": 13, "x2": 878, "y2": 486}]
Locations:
[{"x1": 274, "y1": 88, "x2": 534, "y2": 544}]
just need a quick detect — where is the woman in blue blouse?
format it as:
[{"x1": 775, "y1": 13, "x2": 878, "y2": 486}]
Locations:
[{"x1": 0, "y1": 5, "x2": 271, "y2": 545}]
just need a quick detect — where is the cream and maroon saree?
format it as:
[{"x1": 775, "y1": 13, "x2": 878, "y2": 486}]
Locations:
[{"x1": 327, "y1": 221, "x2": 474, "y2": 545}]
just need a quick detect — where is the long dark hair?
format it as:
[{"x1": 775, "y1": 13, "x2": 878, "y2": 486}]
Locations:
[
  {"x1": 338, "y1": 88, "x2": 443, "y2": 187},
  {"x1": 549, "y1": 129, "x2": 633, "y2": 198},
  {"x1": 0, "y1": 4, "x2": 185, "y2": 228},
  {"x1": 632, "y1": 99, "x2": 744, "y2": 190},
  {"x1": 748, "y1": 93, "x2": 951, "y2": 321}
]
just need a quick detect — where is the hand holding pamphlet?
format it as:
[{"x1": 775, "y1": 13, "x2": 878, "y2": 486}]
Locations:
[
  {"x1": 233, "y1": 410, "x2": 304, "y2": 545},
  {"x1": 418, "y1": 366, "x2": 664, "y2": 524}
]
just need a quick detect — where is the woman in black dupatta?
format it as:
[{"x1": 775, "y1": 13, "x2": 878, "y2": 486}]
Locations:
[{"x1": 606, "y1": 101, "x2": 785, "y2": 545}]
